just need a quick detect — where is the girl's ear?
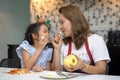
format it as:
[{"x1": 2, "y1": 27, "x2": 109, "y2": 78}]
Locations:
[{"x1": 32, "y1": 33, "x2": 37, "y2": 39}]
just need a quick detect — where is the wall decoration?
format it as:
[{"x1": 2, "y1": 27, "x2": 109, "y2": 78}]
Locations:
[{"x1": 30, "y1": 0, "x2": 120, "y2": 42}]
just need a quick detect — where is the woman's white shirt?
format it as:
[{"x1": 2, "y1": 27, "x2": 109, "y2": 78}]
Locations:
[{"x1": 60, "y1": 34, "x2": 111, "y2": 65}]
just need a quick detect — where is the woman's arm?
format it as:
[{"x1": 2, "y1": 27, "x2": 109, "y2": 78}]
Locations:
[
  {"x1": 64, "y1": 57, "x2": 107, "y2": 74},
  {"x1": 51, "y1": 49, "x2": 63, "y2": 71},
  {"x1": 81, "y1": 60, "x2": 107, "y2": 74},
  {"x1": 51, "y1": 33, "x2": 63, "y2": 71}
]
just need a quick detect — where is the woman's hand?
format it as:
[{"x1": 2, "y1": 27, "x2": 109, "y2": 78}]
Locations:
[
  {"x1": 64, "y1": 54, "x2": 107, "y2": 74},
  {"x1": 51, "y1": 32, "x2": 63, "y2": 71},
  {"x1": 52, "y1": 32, "x2": 62, "y2": 50},
  {"x1": 63, "y1": 55, "x2": 86, "y2": 72},
  {"x1": 32, "y1": 65, "x2": 43, "y2": 72}
]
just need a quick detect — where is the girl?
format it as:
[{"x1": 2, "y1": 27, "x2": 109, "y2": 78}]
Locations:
[{"x1": 16, "y1": 22, "x2": 53, "y2": 72}]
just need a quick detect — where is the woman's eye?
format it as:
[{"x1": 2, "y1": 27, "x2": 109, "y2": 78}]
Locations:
[{"x1": 60, "y1": 21, "x2": 64, "y2": 24}]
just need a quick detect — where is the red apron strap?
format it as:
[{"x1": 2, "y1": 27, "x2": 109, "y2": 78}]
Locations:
[
  {"x1": 67, "y1": 41, "x2": 72, "y2": 56},
  {"x1": 85, "y1": 37, "x2": 94, "y2": 65},
  {"x1": 67, "y1": 38, "x2": 94, "y2": 64}
]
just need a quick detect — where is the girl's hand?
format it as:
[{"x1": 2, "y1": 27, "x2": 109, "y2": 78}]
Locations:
[
  {"x1": 32, "y1": 65, "x2": 43, "y2": 72},
  {"x1": 37, "y1": 35, "x2": 50, "y2": 50}
]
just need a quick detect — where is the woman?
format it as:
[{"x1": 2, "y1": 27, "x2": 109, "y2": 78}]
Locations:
[
  {"x1": 16, "y1": 22, "x2": 53, "y2": 71},
  {"x1": 52, "y1": 5, "x2": 110, "y2": 74}
]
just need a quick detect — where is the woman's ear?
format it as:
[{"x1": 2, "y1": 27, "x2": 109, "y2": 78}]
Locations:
[{"x1": 32, "y1": 33, "x2": 37, "y2": 39}]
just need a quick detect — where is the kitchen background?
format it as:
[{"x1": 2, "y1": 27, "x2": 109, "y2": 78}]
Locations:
[
  {"x1": 30, "y1": 0, "x2": 120, "y2": 42},
  {"x1": 0, "y1": 0, "x2": 30, "y2": 61},
  {"x1": 0, "y1": 0, "x2": 120, "y2": 65}
]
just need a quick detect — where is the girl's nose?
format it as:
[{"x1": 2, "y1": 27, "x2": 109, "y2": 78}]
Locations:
[{"x1": 47, "y1": 33, "x2": 50, "y2": 37}]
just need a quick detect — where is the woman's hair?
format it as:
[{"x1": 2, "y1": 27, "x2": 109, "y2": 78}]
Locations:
[
  {"x1": 24, "y1": 23, "x2": 45, "y2": 45},
  {"x1": 59, "y1": 5, "x2": 93, "y2": 49}
]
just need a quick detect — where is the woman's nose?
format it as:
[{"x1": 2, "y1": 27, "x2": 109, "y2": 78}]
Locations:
[{"x1": 59, "y1": 25, "x2": 63, "y2": 29}]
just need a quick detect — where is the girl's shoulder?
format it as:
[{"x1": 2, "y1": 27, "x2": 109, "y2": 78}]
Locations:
[
  {"x1": 20, "y1": 40, "x2": 33, "y2": 48},
  {"x1": 21, "y1": 40, "x2": 29, "y2": 46},
  {"x1": 19, "y1": 40, "x2": 35, "y2": 53}
]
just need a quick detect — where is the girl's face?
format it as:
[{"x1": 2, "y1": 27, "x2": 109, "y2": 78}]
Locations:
[
  {"x1": 34, "y1": 24, "x2": 50, "y2": 41},
  {"x1": 59, "y1": 14, "x2": 72, "y2": 37}
]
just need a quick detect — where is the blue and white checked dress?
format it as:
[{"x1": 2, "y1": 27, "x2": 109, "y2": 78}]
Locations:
[{"x1": 16, "y1": 40, "x2": 53, "y2": 68}]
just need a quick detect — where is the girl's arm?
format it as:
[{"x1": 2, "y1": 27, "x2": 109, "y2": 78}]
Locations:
[
  {"x1": 44, "y1": 62, "x2": 51, "y2": 70},
  {"x1": 22, "y1": 48, "x2": 43, "y2": 70}
]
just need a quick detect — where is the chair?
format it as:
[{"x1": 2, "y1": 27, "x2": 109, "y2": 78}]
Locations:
[{"x1": 0, "y1": 58, "x2": 20, "y2": 68}]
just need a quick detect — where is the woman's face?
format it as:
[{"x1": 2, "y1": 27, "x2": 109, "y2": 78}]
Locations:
[
  {"x1": 59, "y1": 14, "x2": 72, "y2": 37},
  {"x1": 37, "y1": 24, "x2": 50, "y2": 41}
]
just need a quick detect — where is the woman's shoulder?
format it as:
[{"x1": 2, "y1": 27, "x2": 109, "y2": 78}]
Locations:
[
  {"x1": 88, "y1": 34, "x2": 103, "y2": 40},
  {"x1": 88, "y1": 34, "x2": 105, "y2": 45}
]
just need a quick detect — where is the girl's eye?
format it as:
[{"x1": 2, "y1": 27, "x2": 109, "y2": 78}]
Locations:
[
  {"x1": 44, "y1": 30, "x2": 49, "y2": 33},
  {"x1": 44, "y1": 31, "x2": 46, "y2": 33}
]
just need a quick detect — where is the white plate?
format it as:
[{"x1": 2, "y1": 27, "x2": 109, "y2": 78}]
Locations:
[{"x1": 39, "y1": 71, "x2": 79, "y2": 79}]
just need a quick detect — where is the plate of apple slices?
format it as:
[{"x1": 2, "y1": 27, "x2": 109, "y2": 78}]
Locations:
[{"x1": 39, "y1": 71, "x2": 79, "y2": 79}]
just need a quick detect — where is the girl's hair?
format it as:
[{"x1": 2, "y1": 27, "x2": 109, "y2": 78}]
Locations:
[
  {"x1": 24, "y1": 23, "x2": 45, "y2": 45},
  {"x1": 59, "y1": 5, "x2": 93, "y2": 49}
]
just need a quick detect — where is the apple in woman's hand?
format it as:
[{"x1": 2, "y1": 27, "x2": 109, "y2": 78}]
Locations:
[{"x1": 63, "y1": 54, "x2": 78, "y2": 68}]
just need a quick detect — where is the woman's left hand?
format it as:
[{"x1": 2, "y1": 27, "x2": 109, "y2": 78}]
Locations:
[
  {"x1": 63, "y1": 55, "x2": 86, "y2": 72},
  {"x1": 32, "y1": 65, "x2": 43, "y2": 72}
]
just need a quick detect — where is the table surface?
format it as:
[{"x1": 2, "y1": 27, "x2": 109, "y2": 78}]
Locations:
[{"x1": 0, "y1": 67, "x2": 120, "y2": 80}]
